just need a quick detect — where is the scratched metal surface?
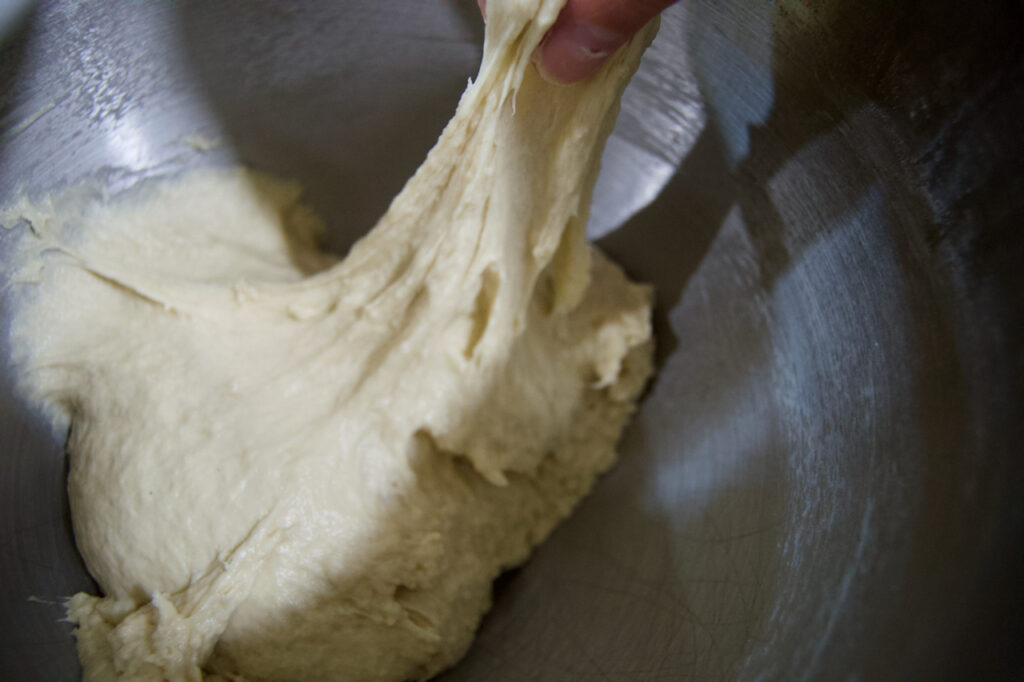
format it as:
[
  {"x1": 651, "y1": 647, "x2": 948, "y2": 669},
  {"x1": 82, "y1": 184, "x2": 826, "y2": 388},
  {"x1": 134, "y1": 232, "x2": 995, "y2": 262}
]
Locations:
[{"x1": 1, "y1": 1, "x2": 1022, "y2": 680}]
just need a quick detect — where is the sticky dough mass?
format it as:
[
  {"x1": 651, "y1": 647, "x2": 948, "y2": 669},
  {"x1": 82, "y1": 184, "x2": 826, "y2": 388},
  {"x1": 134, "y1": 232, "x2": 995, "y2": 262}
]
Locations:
[{"x1": 7, "y1": 2, "x2": 656, "y2": 680}]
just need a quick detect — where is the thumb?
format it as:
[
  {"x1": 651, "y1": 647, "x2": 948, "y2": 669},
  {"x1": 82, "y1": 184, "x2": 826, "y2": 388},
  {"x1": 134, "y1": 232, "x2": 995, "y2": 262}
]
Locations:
[{"x1": 536, "y1": 0, "x2": 677, "y2": 84}]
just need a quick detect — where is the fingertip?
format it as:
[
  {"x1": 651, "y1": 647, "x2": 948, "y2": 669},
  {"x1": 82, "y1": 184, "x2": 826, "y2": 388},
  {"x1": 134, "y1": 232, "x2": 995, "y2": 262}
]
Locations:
[{"x1": 535, "y1": 20, "x2": 625, "y2": 84}]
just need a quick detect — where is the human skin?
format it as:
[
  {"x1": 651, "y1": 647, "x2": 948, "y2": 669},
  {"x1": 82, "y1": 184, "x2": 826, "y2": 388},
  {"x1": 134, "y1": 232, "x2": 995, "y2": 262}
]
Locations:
[{"x1": 479, "y1": 0, "x2": 679, "y2": 83}]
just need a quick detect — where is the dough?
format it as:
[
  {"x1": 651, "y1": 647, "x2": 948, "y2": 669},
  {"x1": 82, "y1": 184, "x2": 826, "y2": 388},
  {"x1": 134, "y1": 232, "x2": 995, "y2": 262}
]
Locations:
[{"x1": 5, "y1": 1, "x2": 656, "y2": 680}]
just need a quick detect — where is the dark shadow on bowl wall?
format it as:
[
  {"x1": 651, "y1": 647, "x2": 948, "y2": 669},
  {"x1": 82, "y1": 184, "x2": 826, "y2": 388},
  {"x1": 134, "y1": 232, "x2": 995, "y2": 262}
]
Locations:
[
  {"x1": 0, "y1": 6, "x2": 33, "y2": 170},
  {"x1": 0, "y1": 402, "x2": 94, "y2": 682}
]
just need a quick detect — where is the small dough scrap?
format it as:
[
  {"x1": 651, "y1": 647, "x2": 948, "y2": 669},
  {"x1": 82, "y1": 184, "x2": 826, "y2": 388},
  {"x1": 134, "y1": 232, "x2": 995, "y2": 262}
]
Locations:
[{"x1": 6, "y1": 1, "x2": 657, "y2": 680}]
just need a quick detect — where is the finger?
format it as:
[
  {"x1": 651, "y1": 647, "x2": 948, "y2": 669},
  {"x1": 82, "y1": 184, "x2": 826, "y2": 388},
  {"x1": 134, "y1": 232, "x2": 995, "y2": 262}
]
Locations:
[{"x1": 536, "y1": 0, "x2": 678, "y2": 84}]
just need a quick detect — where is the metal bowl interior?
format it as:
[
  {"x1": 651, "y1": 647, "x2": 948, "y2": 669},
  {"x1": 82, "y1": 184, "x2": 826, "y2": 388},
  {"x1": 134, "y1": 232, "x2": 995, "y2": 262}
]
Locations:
[{"x1": 1, "y1": 1, "x2": 1022, "y2": 680}]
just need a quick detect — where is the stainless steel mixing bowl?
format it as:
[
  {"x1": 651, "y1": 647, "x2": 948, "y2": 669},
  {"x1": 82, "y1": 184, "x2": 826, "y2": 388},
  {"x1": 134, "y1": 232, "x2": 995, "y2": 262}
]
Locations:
[{"x1": 2, "y1": 1, "x2": 1022, "y2": 680}]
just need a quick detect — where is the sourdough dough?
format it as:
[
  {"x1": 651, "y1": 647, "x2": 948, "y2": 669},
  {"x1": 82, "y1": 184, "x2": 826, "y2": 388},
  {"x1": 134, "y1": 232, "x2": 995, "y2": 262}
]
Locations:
[{"x1": 6, "y1": 1, "x2": 656, "y2": 680}]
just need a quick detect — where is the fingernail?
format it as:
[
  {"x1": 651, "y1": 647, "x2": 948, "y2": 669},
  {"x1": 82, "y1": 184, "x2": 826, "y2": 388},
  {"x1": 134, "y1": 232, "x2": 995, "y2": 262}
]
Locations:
[{"x1": 535, "y1": 21, "x2": 625, "y2": 84}]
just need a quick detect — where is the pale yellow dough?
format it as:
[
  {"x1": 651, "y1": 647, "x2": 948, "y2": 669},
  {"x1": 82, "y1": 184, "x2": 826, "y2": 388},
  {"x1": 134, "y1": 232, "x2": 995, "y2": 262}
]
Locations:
[{"x1": 6, "y1": 1, "x2": 656, "y2": 680}]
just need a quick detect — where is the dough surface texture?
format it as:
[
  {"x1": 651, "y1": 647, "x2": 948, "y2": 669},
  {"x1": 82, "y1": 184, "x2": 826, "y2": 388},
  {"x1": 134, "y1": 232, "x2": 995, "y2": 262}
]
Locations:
[{"x1": 5, "y1": 1, "x2": 656, "y2": 679}]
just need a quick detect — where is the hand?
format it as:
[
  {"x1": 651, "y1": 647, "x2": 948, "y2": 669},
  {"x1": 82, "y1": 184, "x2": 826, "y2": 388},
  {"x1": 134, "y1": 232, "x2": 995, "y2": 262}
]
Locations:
[{"x1": 479, "y1": 0, "x2": 678, "y2": 84}]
